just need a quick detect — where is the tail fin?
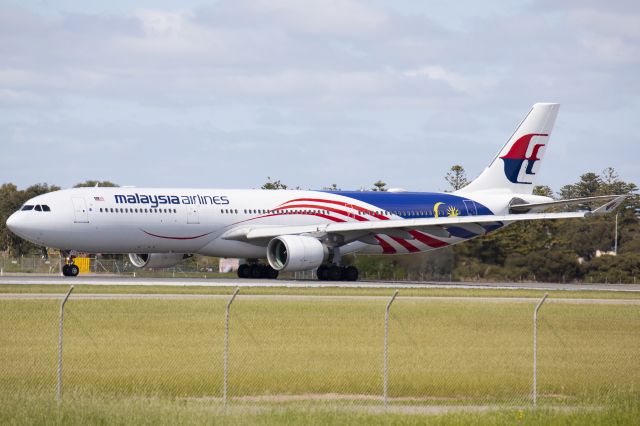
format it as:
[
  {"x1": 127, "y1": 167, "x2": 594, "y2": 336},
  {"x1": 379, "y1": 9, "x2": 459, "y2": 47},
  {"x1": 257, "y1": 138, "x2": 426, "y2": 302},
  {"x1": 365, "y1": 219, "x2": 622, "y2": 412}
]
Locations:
[{"x1": 458, "y1": 103, "x2": 560, "y2": 195}]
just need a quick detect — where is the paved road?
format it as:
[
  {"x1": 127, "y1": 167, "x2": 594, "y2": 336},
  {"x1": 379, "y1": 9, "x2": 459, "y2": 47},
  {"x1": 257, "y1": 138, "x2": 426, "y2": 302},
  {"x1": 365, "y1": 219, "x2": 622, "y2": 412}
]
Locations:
[{"x1": 0, "y1": 274, "x2": 639, "y2": 292}]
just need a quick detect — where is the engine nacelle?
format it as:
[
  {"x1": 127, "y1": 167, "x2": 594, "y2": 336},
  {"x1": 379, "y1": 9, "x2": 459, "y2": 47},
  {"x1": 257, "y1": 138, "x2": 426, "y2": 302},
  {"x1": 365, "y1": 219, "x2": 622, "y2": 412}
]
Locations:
[
  {"x1": 128, "y1": 253, "x2": 191, "y2": 269},
  {"x1": 267, "y1": 235, "x2": 328, "y2": 272}
]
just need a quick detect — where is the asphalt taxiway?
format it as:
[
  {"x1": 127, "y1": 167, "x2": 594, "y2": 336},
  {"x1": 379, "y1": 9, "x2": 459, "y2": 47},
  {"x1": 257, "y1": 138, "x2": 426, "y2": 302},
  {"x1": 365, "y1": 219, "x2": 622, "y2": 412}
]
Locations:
[{"x1": 0, "y1": 274, "x2": 638, "y2": 292}]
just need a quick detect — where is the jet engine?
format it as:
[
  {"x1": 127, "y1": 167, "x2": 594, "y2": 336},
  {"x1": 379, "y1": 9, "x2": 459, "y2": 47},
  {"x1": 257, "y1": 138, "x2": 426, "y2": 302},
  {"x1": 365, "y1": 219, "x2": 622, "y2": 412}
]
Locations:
[
  {"x1": 266, "y1": 235, "x2": 328, "y2": 272},
  {"x1": 128, "y1": 253, "x2": 191, "y2": 269}
]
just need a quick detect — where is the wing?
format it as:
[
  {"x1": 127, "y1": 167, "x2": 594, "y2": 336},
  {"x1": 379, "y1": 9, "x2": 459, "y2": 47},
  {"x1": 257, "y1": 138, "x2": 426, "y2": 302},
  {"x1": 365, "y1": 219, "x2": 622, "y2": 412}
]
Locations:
[
  {"x1": 222, "y1": 196, "x2": 626, "y2": 243},
  {"x1": 509, "y1": 194, "x2": 623, "y2": 213}
]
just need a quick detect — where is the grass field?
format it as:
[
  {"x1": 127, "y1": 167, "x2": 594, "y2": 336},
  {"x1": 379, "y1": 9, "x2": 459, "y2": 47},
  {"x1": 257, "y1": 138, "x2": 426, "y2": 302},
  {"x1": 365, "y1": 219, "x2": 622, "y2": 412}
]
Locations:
[
  {"x1": 2, "y1": 283, "x2": 640, "y2": 299},
  {"x1": 1, "y1": 285, "x2": 639, "y2": 424},
  {"x1": 1, "y1": 394, "x2": 640, "y2": 425}
]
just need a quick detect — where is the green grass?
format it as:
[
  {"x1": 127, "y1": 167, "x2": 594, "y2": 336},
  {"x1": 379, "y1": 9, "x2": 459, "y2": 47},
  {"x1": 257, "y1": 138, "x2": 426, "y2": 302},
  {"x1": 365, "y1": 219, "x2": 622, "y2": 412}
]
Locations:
[
  {"x1": 1, "y1": 290, "x2": 639, "y2": 424},
  {"x1": 1, "y1": 283, "x2": 640, "y2": 299},
  {"x1": 1, "y1": 297, "x2": 638, "y2": 402},
  {"x1": 1, "y1": 394, "x2": 639, "y2": 425}
]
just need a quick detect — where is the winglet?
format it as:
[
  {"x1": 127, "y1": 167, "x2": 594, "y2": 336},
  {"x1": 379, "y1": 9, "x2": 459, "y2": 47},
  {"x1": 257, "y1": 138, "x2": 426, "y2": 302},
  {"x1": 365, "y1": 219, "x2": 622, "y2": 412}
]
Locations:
[{"x1": 591, "y1": 196, "x2": 627, "y2": 215}]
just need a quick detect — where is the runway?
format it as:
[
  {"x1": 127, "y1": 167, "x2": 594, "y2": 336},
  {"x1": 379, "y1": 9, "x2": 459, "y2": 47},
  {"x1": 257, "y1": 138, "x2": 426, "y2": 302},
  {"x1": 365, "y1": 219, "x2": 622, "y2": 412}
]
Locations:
[{"x1": 0, "y1": 274, "x2": 639, "y2": 292}]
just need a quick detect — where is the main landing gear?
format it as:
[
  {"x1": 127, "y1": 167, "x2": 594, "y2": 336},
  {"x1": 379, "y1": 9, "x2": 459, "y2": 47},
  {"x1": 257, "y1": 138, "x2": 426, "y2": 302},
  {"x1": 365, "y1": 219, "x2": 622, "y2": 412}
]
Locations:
[
  {"x1": 237, "y1": 263, "x2": 279, "y2": 279},
  {"x1": 316, "y1": 265, "x2": 359, "y2": 282},
  {"x1": 61, "y1": 251, "x2": 80, "y2": 277}
]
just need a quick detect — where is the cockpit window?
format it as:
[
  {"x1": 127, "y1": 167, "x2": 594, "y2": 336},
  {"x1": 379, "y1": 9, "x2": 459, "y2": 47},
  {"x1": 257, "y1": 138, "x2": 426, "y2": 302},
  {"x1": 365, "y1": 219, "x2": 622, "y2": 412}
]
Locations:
[
  {"x1": 34, "y1": 205, "x2": 42, "y2": 211},
  {"x1": 21, "y1": 205, "x2": 34, "y2": 211},
  {"x1": 42, "y1": 205, "x2": 51, "y2": 212}
]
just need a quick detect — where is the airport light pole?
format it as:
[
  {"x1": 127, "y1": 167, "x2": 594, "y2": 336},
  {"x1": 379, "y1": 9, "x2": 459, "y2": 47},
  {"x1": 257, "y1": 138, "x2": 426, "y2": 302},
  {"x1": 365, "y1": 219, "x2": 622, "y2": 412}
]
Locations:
[
  {"x1": 384, "y1": 289, "x2": 399, "y2": 407},
  {"x1": 532, "y1": 292, "x2": 548, "y2": 407},
  {"x1": 614, "y1": 213, "x2": 619, "y2": 255},
  {"x1": 57, "y1": 285, "x2": 74, "y2": 404},
  {"x1": 223, "y1": 287, "x2": 240, "y2": 408}
]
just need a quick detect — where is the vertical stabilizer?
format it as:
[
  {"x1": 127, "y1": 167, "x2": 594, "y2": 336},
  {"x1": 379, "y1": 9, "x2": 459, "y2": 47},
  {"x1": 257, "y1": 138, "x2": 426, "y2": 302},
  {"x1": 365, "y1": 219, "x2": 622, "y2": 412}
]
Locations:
[{"x1": 458, "y1": 103, "x2": 560, "y2": 195}]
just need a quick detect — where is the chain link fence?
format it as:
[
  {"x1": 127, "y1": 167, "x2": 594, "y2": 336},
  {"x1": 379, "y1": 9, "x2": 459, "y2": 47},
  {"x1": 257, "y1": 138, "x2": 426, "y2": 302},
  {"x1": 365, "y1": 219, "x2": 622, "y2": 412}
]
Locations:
[
  {"x1": 2, "y1": 255, "x2": 637, "y2": 284},
  {"x1": 1, "y1": 290, "x2": 638, "y2": 409},
  {"x1": 0, "y1": 256, "x2": 214, "y2": 277}
]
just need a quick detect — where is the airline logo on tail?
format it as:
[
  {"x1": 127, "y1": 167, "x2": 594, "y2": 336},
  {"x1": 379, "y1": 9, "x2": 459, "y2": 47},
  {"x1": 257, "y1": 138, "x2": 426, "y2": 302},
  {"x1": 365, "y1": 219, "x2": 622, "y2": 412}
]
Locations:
[{"x1": 500, "y1": 133, "x2": 548, "y2": 184}]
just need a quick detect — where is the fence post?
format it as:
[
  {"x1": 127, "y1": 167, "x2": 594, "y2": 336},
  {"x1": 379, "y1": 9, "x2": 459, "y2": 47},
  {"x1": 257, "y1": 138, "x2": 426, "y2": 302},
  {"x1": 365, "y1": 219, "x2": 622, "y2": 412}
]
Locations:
[
  {"x1": 57, "y1": 285, "x2": 74, "y2": 404},
  {"x1": 223, "y1": 287, "x2": 240, "y2": 407},
  {"x1": 533, "y1": 292, "x2": 548, "y2": 407},
  {"x1": 383, "y1": 289, "x2": 399, "y2": 407}
]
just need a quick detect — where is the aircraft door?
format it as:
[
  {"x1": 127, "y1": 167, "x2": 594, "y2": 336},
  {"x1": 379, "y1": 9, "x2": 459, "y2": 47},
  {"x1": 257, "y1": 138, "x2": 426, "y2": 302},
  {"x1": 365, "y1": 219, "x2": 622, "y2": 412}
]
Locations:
[
  {"x1": 72, "y1": 197, "x2": 89, "y2": 223},
  {"x1": 187, "y1": 205, "x2": 199, "y2": 224},
  {"x1": 463, "y1": 200, "x2": 477, "y2": 216}
]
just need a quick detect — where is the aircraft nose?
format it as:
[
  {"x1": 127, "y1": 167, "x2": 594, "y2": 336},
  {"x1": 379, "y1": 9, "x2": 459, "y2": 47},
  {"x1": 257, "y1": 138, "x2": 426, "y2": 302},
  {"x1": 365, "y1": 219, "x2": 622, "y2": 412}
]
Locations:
[{"x1": 6, "y1": 212, "x2": 26, "y2": 237}]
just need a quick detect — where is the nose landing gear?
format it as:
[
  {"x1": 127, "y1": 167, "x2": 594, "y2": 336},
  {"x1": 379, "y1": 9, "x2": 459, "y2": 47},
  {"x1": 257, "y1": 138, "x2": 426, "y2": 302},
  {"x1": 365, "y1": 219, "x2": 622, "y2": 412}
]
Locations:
[{"x1": 61, "y1": 251, "x2": 80, "y2": 277}]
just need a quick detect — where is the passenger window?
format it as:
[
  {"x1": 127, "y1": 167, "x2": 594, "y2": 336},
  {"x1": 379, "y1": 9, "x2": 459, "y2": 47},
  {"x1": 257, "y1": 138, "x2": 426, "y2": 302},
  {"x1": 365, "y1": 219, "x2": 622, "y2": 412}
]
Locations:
[{"x1": 35, "y1": 205, "x2": 42, "y2": 211}]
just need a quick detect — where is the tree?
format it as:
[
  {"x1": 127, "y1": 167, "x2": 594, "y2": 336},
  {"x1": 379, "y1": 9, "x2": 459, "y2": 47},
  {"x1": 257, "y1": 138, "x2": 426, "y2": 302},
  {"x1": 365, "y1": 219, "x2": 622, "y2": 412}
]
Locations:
[
  {"x1": 533, "y1": 185, "x2": 554, "y2": 198},
  {"x1": 372, "y1": 180, "x2": 387, "y2": 192},
  {"x1": 445, "y1": 165, "x2": 468, "y2": 191},
  {"x1": 74, "y1": 180, "x2": 119, "y2": 188},
  {"x1": 261, "y1": 177, "x2": 288, "y2": 190},
  {"x1": 323, "y1": 183, "x2": 340, "y2": 191},
  {"x1": 559, "y1": 172, "x2": 602, "y2": 199}
]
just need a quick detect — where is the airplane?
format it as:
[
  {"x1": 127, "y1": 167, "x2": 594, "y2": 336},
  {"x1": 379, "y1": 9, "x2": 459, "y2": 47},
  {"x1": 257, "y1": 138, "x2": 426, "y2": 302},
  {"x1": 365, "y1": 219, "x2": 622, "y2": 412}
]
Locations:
[{"x1": 6, "y1": 103, "x2": 625, "y2": 280}]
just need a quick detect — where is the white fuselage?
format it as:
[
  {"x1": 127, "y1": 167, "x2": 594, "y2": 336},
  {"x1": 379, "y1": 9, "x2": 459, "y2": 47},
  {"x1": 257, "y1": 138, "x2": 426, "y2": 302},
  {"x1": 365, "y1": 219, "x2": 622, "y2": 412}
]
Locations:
[{"x1": 7, "y1": 187, "x2": 537, "y2": 259}]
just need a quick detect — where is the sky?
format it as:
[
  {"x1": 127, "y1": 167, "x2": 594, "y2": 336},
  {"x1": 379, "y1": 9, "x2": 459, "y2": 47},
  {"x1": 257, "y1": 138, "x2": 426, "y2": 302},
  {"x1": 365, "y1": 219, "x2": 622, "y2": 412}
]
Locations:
[{"x1": 1, "y1": 0, "x2": 638, "y2": 192}]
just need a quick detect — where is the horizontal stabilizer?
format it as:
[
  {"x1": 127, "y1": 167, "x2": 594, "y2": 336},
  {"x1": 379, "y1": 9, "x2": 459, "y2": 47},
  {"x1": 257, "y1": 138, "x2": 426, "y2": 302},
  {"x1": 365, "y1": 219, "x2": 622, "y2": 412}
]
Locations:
[{"x1": 509, "y1": 194, "x2": 624, "y2": 213}]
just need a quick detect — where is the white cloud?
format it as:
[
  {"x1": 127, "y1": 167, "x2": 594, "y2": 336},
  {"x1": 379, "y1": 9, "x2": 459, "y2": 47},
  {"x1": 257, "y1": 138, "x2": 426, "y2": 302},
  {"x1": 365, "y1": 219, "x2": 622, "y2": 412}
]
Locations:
[{"x1": 0, "y1": 0, "x2": 638, "y2": 190}]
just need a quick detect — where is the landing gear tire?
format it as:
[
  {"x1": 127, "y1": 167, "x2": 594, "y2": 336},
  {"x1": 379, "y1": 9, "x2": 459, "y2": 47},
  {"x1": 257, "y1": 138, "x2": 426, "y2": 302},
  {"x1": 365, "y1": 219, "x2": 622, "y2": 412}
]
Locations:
[
  {"x1": 238, "y1": 263, "x2": 279, "y2": 280},
  {"x1": 250, "y1": 264, "x2": 264, "y2": 279},
  {"x1": 316, "y1": 265, "x2": 329, "y2": 281},
  {"x1": 237, "y1": 264, "x2": 251, "y2": 278},
  {"x1": 328, "y1": 265, "x2": 343, "y2": 281},
  {"x1": 316, "y1": 265, "x2": 359, "y2": 281},
  {"x1": 62, "y1": 263, "x2": 79, "y2": 277},
  {"x1": 69, "y1": 264, "x2": 79, "y2": 277},
  {"x1": 343, "y1": 266, "x2": 358, "y2": 282},
  {"x1": 266, "y1": 266, "x2": 279, "y2": 279}
]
